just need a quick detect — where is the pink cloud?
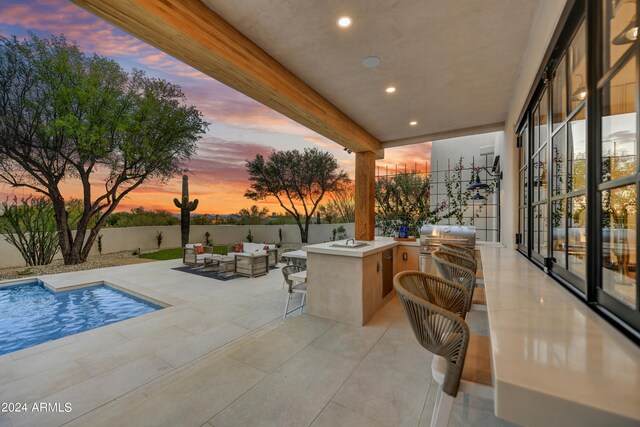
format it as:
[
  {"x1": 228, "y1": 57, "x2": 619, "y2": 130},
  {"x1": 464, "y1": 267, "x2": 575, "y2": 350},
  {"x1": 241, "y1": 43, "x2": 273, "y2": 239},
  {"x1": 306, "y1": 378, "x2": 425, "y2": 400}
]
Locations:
[
  {"x1": 377, "y1": 142, "x2": 432, "y2": 175},
  {"x1": 137, "y1": 52, "x2": 211, "y2": 81},
  {"x1": 0, "y1": 0, "x2": 153, "y2": 58}
]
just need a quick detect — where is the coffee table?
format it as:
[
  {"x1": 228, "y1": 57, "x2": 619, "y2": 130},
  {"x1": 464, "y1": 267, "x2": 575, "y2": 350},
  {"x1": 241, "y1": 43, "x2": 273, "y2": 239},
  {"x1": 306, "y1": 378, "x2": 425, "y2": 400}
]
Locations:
[
  {"x1": 217, "y1": 256, "x2": 236, "y2": 278},
  {"x1": 203, "y1": 255, "x2": 222, "y2": 271}
]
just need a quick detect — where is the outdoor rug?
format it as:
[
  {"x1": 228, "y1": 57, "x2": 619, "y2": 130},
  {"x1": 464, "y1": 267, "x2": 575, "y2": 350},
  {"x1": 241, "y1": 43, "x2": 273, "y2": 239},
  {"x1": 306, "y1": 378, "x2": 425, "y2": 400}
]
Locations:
[
  {"x1": 172, "y1": 265, "x2": 279, "y2": 281},
  {"x1": 172, "y1": 266, "x2": 237, "y2": 281}
]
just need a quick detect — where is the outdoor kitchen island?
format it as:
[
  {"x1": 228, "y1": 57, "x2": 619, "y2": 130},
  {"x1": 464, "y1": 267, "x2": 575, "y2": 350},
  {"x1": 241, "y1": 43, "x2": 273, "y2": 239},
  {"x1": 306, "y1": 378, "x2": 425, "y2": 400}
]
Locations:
[{"x1": 303, "y1": 237, "x2": 420, "y2": 325}]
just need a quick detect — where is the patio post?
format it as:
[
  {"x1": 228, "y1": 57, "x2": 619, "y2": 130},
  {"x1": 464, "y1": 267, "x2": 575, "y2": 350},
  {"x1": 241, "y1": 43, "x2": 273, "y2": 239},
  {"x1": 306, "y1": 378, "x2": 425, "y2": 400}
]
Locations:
[{"x1": 355, "y1": 151, "x2": 376, "y2": 241}]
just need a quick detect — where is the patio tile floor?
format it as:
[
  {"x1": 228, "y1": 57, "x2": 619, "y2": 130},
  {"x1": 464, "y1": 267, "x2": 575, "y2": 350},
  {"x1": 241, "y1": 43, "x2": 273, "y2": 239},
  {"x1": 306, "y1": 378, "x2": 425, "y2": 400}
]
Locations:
[{"x1": 0, "y1": 259, "x2": 516, "y2": 426}]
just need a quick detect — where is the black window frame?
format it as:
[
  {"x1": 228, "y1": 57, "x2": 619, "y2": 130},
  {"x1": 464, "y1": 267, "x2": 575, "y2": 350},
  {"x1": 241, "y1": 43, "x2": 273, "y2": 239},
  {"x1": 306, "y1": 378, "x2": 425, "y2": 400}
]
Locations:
[{"x1": 516, "y1": 0, "x2": 640, "y2": 343}]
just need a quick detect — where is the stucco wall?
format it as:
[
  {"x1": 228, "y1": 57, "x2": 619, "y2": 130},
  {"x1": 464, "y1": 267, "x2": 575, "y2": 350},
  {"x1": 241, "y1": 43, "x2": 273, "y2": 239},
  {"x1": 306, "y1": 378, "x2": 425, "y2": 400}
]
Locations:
[{"x1": 0, "y1": 223, "x2": 355, "y2": 268}]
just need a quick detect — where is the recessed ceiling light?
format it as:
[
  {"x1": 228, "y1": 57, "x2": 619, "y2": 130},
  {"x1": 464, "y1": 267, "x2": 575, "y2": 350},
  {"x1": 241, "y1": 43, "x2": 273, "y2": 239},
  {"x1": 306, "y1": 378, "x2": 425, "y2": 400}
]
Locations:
[
  {"x1": 409, "y1": 121, "x2": 418, "y2": 126},
  {"x1": 385, "y1": 86, "x2": 396, "y2": 94},
  {"x1": 337, "y1": 16, "x2": 352, "y2": 28},
  {"x1": 362, "y1": 56, "x2": 381, "y2": 68}
]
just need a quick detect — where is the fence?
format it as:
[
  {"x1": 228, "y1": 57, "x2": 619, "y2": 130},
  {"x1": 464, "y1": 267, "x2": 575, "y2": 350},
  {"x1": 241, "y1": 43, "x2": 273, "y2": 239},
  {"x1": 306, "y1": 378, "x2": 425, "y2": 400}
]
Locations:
[{"x1": 0, "y1": 223, "x2": 355, "y2": 269}]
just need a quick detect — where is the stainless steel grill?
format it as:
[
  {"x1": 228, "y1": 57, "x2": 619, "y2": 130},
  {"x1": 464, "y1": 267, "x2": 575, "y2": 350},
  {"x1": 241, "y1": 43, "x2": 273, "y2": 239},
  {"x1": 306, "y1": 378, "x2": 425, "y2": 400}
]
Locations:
[
  {"x1": 419, "y1": 225, "x2": 476, "y2": 273},
  {"x1": 420, "y1": 225, "x2": 476, "y2": 254}
]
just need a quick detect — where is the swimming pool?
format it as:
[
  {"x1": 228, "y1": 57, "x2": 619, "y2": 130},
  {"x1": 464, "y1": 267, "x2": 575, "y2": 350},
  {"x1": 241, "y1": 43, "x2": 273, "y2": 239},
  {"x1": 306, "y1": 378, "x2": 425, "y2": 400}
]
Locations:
[{"x1": 0, "y1": 282, "x2": 162, "y2": 355}]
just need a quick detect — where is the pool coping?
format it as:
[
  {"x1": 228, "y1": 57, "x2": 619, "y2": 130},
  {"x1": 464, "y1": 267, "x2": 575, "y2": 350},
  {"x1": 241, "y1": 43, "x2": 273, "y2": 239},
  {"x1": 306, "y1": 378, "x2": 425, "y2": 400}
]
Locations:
[{"x1": 0, "y1": 276, "x2": 172, "y2": 309}]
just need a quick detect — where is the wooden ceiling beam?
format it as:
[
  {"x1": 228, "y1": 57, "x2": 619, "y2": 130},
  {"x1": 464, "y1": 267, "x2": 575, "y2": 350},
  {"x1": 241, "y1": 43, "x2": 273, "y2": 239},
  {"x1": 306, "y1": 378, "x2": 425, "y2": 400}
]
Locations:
[{"x1": 70, "y1": 0, "x2": 381, "y2": 154}]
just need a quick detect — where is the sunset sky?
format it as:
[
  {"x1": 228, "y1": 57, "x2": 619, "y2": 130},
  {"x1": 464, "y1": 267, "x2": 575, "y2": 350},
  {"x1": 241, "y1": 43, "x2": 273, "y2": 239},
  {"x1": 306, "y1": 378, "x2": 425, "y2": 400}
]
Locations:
[{"x1": 0, "y1": 0, "x2": 431, "y2": 214}]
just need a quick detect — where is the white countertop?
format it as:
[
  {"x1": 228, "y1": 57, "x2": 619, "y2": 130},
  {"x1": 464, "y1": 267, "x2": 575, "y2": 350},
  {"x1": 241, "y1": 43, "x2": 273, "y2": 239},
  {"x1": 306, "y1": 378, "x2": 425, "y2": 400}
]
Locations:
[
  {"x1": 480, "y1": 245, "x2": 640, "y2": 426},
  {"x1": 303, "y1": 237, "x2": 419, "y2": 258}
]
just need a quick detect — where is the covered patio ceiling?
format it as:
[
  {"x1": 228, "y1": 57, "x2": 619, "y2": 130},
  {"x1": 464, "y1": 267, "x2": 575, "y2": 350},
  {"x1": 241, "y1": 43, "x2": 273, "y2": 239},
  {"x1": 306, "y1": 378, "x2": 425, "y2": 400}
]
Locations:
[
  {"x1": 202, "y1": 0, "x2": 540, "y2": 147},
  {"x1": 71, "y1": 0, "x2": 540, "y2": 153}
]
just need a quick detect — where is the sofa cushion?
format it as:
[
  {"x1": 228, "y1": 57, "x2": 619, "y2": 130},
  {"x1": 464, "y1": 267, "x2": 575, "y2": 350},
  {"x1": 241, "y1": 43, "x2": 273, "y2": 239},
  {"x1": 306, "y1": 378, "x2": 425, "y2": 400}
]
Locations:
[
  {"x1": 243, "y1": 242, "x2": 275, "y2": 252},
  {"x1": 233, "y1": 243, "x2": 244, "y2": 253},
  {"x1": 243, "y1": 243, "x2": 260, "y2": 252},
  {"x1": 229, "y1": 250, "x2": 267, "y2": 257},
  {"x1": 195, "y1": 246, "x2": 205, "y2": 255}
]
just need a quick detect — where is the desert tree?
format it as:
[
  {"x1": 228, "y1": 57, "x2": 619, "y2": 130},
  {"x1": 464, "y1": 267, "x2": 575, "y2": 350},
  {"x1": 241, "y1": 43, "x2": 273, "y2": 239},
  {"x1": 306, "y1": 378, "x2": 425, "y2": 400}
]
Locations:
[
  {"x1": 0, "y1": 34, "x2": 208, "y2": 264},
  {"x1": 318, "y1": 185, "x2": 355, "y2": 224},
  {"x1": 245, "y1": 148, "x2": 350, "y2": 242}
]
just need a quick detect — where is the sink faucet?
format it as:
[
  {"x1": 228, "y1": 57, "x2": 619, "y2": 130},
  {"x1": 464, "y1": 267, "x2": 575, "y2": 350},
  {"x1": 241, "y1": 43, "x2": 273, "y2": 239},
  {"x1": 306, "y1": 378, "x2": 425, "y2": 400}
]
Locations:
[{"x1": 345, "y1": 238, "x2": 355, "y2": 246}]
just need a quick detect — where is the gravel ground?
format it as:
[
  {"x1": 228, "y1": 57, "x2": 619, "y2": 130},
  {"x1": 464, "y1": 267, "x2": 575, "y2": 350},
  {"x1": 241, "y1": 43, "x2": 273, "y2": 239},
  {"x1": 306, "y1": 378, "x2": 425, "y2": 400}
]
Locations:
[{"x1": 0, "y1": 251, "x2": 155, "y2": 281}]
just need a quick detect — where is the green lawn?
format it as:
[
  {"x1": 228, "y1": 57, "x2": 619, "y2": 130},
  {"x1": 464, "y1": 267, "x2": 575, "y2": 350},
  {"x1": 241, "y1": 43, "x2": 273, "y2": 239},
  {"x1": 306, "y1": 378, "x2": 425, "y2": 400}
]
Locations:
[
  {"x1": 140, "y1": 245, "x2": 229, "y2": 261},
  {"x1": 139, "y1": 247, "x2": 183, "y2": 260}
]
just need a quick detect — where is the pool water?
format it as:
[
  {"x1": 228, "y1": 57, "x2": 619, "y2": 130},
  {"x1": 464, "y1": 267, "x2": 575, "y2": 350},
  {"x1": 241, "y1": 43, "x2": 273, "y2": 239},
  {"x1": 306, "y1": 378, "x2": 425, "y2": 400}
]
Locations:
[{"x1": 0, "y1": 282, "x2": 161, "y2": 355}]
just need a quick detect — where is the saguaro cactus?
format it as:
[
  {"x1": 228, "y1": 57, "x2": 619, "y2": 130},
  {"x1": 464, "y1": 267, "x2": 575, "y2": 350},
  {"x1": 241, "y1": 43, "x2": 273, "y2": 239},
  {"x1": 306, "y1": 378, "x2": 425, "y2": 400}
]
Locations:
[{"x1": 173, "y1": 175, "x2": 199, "y2": 247}]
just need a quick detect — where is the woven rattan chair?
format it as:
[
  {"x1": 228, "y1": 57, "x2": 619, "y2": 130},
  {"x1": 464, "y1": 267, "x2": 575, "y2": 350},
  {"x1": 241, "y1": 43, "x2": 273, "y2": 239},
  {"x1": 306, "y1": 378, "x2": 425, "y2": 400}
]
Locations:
[
  {"x1": 393, "y1": 271, "x2": 470, "y2": 318},
  {"x1": 439, "y1": 244, "x2": 484, "y2": 285},
  {"x1": 435, "y1": 249, "x2": 477, "y2": 273},
  {"x1": 282, "y1": 265, "x2": 306, "y2": 319},
  {"x1": 394, "y1": 271, "x2": 492, "y2": 427},
  {"x1": 440, "y1": 243, "x2": 475, "y2": 258},
  {"x1": 433, "y1": 251, "x2": 486, "y2": 310}
]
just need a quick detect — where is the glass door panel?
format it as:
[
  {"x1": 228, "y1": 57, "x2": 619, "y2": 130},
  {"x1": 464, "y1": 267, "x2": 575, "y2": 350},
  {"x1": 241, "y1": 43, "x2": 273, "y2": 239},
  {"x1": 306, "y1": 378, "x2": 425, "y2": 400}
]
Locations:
[
  {"x1": 601, "y1": 185, "x2": 637, "y2": 308},
  {"x1": 552, "y1": 127, "x2": 566, "y2": 196},
  {"x1": 568, "y1": 195, "x2": 587, "y2": 281},
  {"x1": 533, "y1": 205, "x2": 540, "y2": 253},
  {"x1": 602, "y1": 0, "x2": 637, "y2": 75},
  {"x1": 552, "y1": 200, "x2": 567, "y2": 268},
  {"x1": 540, "y1": 203, "x2": 549, "y2": 257},
  {"x1": 568, "y1": 21, "x2": 587, "y2": 112},
  {"x1": 601, "y1": 55, "x2": 637, "y2": 183},
  {"x1": 539, "y1": 145, "x2": 548, "y2": 200},
  {"x1": 553, "y1": 56, "x2": 567, "y2": 132},
  {"x1": 568, "y1": 107, "x2": 587, "y2": 191}
]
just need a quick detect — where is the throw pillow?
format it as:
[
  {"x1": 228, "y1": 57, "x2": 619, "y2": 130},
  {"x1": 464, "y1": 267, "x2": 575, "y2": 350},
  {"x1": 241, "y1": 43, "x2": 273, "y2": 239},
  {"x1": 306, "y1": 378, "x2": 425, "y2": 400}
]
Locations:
[
  {"x1": 263, "y1": 245, "x2": 270, "y2": 250},
  {"x1": 195, "y1": 246, "x2": 204, "y2": 255},
  {"x1": 233, "y1": 243, "x2": 243, "y2": 253}
]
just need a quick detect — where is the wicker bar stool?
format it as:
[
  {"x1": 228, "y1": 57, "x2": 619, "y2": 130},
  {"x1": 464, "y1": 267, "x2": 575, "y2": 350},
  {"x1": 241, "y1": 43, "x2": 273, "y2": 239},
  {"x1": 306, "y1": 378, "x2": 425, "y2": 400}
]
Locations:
[
  {"x1": 394, "y1": 271, "x2": 492, "y2": 427},
  {"x1": 432, "y1": 251, "x2": 486, "y2": 310},
  {"x1": 440, "y1": 242, "x2": 474, "y2": 258},
  {"x1": 439, "y1": 244, "x2": 484, "y2": 285},
  {"x1": 435, "y1": 250, "x2": 477, "y2": 273}
]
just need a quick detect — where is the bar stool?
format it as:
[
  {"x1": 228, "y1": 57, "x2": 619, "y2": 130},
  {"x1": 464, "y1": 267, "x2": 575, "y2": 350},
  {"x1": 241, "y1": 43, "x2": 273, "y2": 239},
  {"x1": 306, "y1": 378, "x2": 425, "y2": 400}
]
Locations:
[
  {"x1": 282, "y1": 265, "x2": 306, "y2": 319},
  {"x1": 440, "y1": 243, "x2": 474, "y2": 258},
  {"x1": 435, "y1": 249, "x2": 477, "y2": 273},
  {"x1": 394, "y1": 271, "x2": 492, "y2": 427},
  {"x1": 432, "y1": 251, "x2": 486, "y2": 311},
  {"x1": 439, "y1": 245, "x2": 484, "y2": 285}
]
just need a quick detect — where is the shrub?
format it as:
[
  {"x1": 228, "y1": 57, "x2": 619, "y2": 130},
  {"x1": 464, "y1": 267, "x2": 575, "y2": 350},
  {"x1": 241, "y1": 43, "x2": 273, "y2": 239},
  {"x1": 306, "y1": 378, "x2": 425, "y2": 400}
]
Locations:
[
  {"x1": 0, "y1": 197, "x2": 59, "y2": 266},
  {"x1": 156, "y1": 231, "x2": 164, "y2": 249}
]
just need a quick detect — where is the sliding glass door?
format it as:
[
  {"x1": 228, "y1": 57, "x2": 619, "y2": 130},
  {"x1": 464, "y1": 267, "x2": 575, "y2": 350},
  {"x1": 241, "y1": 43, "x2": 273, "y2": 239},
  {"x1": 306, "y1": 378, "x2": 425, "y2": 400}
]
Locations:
[
  {"x1": 530, "y1": 89, "x2": 550, "y2": 265},
  {"x1": 597, "y1": 0, "x2": 639, "y2": 329},
  {"x1": 516, "y1": 0, "x2": 640, "y2": 339},
  {"x1": 548, "y1": 21, "x2": 588, "y2": 293}
]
